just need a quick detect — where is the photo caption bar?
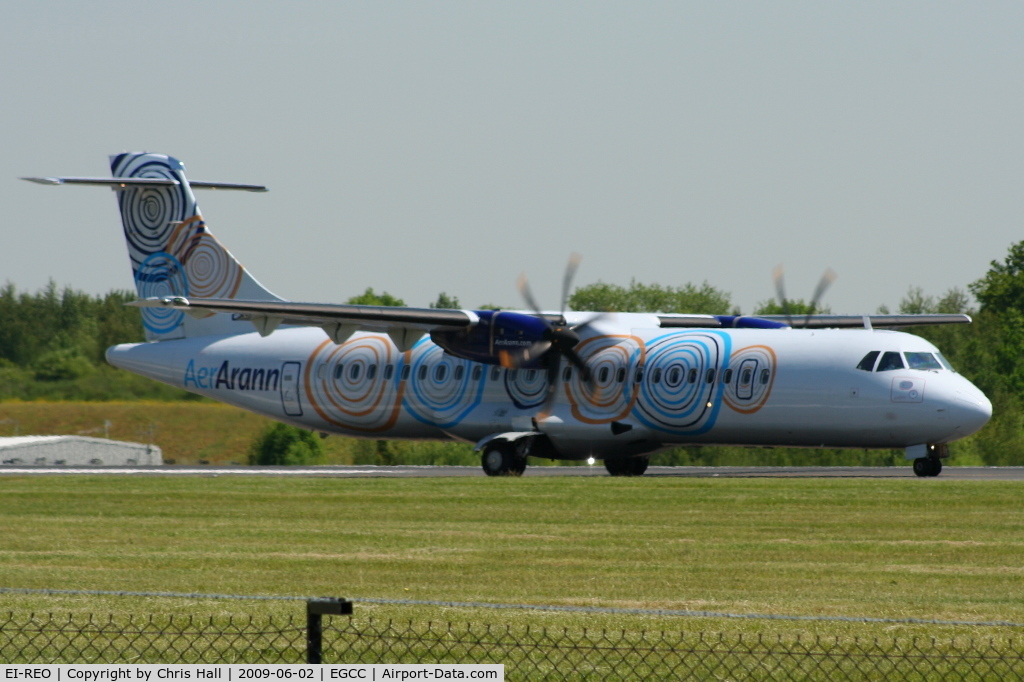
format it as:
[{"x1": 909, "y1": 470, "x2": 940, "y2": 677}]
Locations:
[{"x1": 1, "y1": 666, "x2": 503, "y2": 682}]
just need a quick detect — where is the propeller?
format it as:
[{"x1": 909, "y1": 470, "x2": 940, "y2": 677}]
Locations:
[
  {"x1": 772, "y1": 265, "x2": 838, "y2": 328},
  {"x1": 512, "y1": 254, "x2": 604, "y2": 418}
]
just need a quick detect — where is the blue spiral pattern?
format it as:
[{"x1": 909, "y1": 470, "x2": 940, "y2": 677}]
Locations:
[
  {"x1": 134, "y1": 252, "x2": 188, "y2": 333},
  {"x1": 504, "y1": 367, "x2": 549, "y2": 410},
  {"x1": 404, "y1": 341, "x2": 484, "y2": 429},
  {"x1": 111, "y1": 155, "x2": 199, "y2": 334},
  {"x1": 633, "y1": 332, "x2": 728, "y2": 434}
]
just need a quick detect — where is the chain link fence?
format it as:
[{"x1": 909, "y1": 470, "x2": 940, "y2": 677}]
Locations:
[{"x1": 3, "y1": 608, "x2": 1024, "y2": 679}]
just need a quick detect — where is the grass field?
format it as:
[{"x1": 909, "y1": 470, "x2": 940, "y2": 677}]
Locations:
[
  {"x1": 1, "y1": 475, "x2": 1022, "y2": 643},
  {"x1": 0, "y1": 400, "x2": 482, "y2": 466}
]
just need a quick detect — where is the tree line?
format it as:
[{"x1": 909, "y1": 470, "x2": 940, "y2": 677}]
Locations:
[{"x1": 4, "y1": 242, "x2": 1024, "y2": 465}]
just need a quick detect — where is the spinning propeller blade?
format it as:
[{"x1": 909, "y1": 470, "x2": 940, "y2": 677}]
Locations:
[
  {"x1": 773, "y1": 265, "x2": 838, "y2": 328},
  {"x1": 514, "y1": 254, "x2": 594, "y2": 418}
]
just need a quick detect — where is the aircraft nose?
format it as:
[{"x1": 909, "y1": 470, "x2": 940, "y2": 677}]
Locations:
[{"x1": 950, "y1": 386, "x2": 992, "y2": 438}]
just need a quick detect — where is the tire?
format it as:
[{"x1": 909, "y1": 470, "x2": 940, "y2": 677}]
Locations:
[
  {"x1": 605, "y1": 456, "x2": 650, "y2": 477},
  {"x1": 481, "y1": 442, "x2": 526, "y2": 477},
  {"x1": 913, "y1": 457, "x2": 943, "y2": 477}
]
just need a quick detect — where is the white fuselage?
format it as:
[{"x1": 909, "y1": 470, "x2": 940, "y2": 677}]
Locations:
[{"x1": 107, "y1": 314, "x2": 992, "y2": 460}]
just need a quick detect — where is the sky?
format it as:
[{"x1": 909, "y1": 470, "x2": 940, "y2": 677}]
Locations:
[{"x1": 2, "y1": 2, "x2": 1023, "y2": 315}]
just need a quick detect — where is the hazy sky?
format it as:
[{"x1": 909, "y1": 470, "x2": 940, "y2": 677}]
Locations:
[{"x1": 2, "y1": 2, "x2": 1022, "y2": 314}]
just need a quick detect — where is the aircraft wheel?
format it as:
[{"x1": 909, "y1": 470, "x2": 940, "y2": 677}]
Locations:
[
  {"x1": 605, "y1": 456, "x2": 650, "y2": 477},
  {"x1": 913, "y1": 457, "x2": 943, "y2": 477},
  {"x1": 481, "y1": 442, "x2": 526, "y2": 477}
]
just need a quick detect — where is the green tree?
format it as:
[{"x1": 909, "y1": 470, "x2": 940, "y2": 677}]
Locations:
[
  {"x1": 569, "y1": 280, "x2": 731, "y2": 314},
  {"x1": 970, "y1": 241, "x2": 1024, "y2": 313},
  {"x1": 898, "y1": 286, "x2": 970, "y2": 314},
  {"x1": 346, "y1": 287, "x2": 405, "y2": 307},
  {"x1": 430, "y1": 292, "x2": 461, "y2": 309},
  {"x1": 248, "y1": 422, "x2": 325, "y2": 465},
  {"x1": 753, "y1": 299, "x2": 831, "y2": 316}
]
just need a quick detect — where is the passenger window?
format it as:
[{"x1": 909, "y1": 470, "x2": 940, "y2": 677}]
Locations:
[
  {"x1": 598, "y1": 367, "x2": 610, "y2": 383},
  {"x1": 334, "y1": 364, "x2": 345, "y2": 380},
  {"x1": 705, "y1": 369, "x2": 715, "y2": 384},
  {"x1": 687, "y1": 368, "x2": 698, "y2": 384},
  {"x1": 367, "y1": 364, "x2": 377, "y2": 380},
  {"x1": 652, "y1": 368, "x2": 663, "y2": 384},
  {"x1": 635, "y1": 368, "x2": 644, "y2": 383},
  {"x1": 856, "y1": 351, "x2": 880, "y2": 372},
  {"x1": 563, "y1": 366, "x2": 573, "y2": 382},
  {"x1": 740, "y1": 368, "x2": 753, "y2": 385},
  {"x1": 401, "y1": 365, "x2": 410, "y2": 381},
  {"x1": 435, "y1": 365, "x2": 448, "y2": 381},
  {"x1": 526, "y1": 369, "x2": 536, "y2": 381},
  {"x1": 454, "y1": 365, "x2": 465, "y2": 381},
  {"x1": 350, "y1": 364, "x2": 361, "y2": 381},
  {"x1": 666, "y1": 367, "x2": 679, "y2": 384},
  {"x1": 418, "y1": 365, "x2": 428, "y2": 381},
  {"x1": 876, "y1": 351, "x2": 905, "y2": 372},
  {"x1": 723, "y1": 369, "x2": 733, "y2": 384},
  {"x1": 471, "y1": 365, "x2": 482, "y2": 381},
  {"x1": 383, "y1": 365, "x2": 394, "y2": 380},
  {"x1": 760, "y1": 369, "x2": 770, "y2": 385},
  {"x1": 904, "y1": 352, "x2": 943, "y2": 370},
  {"x1": 490, "y1": 366, "x2": 501, "y2": 382},
  {"x1": 616, "y1": 367, "x2": 626, "y2": 383}
]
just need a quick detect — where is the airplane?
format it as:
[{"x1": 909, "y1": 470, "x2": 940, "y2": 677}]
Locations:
[{"x1": 23, "y1": 153, "x2": 992, "y2": 477}]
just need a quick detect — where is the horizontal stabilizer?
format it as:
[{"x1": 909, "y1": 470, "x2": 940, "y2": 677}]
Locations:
[{"x1": 21, "y1": 177, "x2": 267, "y2": 192}]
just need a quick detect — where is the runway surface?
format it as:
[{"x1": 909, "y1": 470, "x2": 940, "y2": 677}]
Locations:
[{"x1": 2, "y1": 464, "x2": 1024, "y2": 479}]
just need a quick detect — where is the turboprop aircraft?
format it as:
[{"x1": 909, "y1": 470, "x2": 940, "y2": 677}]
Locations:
[{"x1": 23, "y1": 153, "x2": 992, "y2": 477}]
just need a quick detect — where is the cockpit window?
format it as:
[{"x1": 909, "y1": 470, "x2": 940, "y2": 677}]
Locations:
[
  {"x1": 876, "y1": 351, "x2": 905, "y2": 371},
  {"x1": 856, "y1": 351, "x2": 880, "y2": 372},
  {"x1": 904, "y1": 352, "x2": 943, "y2": 370},
  {"x1": 936, "y1": 353, "x2": 956, "y2": 372}
]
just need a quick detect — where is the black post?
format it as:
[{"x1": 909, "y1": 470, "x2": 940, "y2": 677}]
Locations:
[{"x1": 306, "y1": 598, "x2": 353, "y2": 664}]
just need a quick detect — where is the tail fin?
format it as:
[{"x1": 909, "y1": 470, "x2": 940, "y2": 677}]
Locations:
[{"x1": 109, "y1": 153, "x2": 281, "y2": 341}]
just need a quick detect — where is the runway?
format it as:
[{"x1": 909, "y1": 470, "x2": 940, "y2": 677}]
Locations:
[{"x1": 2, "y1": 464, "x2": 1024, "y2": 479}]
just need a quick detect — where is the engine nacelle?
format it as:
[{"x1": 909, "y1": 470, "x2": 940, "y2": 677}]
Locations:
[{"x1": 431, "y1": 310, "x2": 550, "y2": 366}]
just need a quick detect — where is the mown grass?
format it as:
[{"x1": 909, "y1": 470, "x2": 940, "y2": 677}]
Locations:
[
  {"x1": 1, "y1": 475, "x2": 1022, "y2": 644},
  {"x1": 0, "y1": 400, "x2": 484, "y2": 465}
]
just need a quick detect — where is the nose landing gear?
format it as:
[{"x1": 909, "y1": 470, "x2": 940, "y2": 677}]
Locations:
[
  {"x1": 912, "y1": 444, "x2": 947, "y2": 477},
  {"x1": 912, "y1": 456, "x2": 942, "y2": 477}
]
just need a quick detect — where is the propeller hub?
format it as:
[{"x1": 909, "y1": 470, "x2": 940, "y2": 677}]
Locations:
[{"x1": 546, "y1": 326, "x2": 580, "y2": 351}]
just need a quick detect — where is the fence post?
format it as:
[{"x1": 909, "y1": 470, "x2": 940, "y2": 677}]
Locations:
[{"x1": 307, "y1": 598, "x2": 353, "y2": 664}]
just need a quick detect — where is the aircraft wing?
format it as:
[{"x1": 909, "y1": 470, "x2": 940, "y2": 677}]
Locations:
[
  {"x1": 130, "y1": 297, "x2": 476, "y2": 349},
  {"x1": 756, "y1": 314, "x2": 972, "y2": 328}
]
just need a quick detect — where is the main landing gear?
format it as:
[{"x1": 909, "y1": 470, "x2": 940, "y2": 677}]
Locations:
[
  {"x1": 604, "y1": 456, "x2": 650, "y2": 477},
  {"x1": 481, "y1": 441, "x2": 527, "y2": 477},
  {"x1": 912, "y1": 457, "x2": 943, "y2": 477}
]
